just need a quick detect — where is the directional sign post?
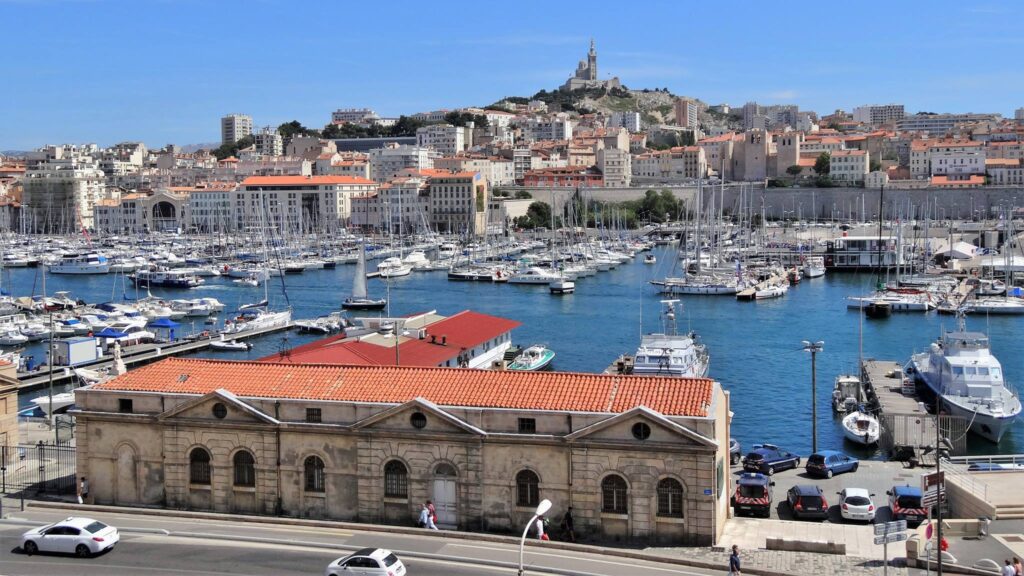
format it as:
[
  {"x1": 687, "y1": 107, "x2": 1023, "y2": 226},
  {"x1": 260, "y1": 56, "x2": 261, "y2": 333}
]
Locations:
[
  {"x1": 922, "y1": 471, "x2": 946, "y2": 509},
  {"x1": 874, "y1": 520, "x2": 909, "y2": 576}
]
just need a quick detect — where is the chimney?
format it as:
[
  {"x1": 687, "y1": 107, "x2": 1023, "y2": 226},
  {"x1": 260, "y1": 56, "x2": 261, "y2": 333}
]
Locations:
[
  {"x1": 442, "y1": 335, "x2": 447, "y2": 346},
  {"x1": 430, "y1": 334, "x2": 436, "y2": 344}
]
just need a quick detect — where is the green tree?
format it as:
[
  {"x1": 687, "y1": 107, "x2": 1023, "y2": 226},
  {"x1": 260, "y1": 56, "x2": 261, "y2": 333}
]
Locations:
[
  {"x1": 869, "y1": 158, "x2": 882, "y2": 172},
  {"x1": 813, "y1": 152, "x2": 831, "y2": 175},
  {"x1": 514, "y1": 190, "x2": 533, "y2": 199},
  {"x1": 786, "y1": 165, "x2": 803, "y2": 176},
  {"x1": 388, "y1": 115, "x2": 425, "y2": 136},
  {"x1": 680, "y1": 131, "x2": 696, "y2": 146},
  {"x1": 212, "y1": 135, "x2": 254, "y2": 160},
  {"x1": 277, "y1": 120, "x2": 320, "y2": 147}
]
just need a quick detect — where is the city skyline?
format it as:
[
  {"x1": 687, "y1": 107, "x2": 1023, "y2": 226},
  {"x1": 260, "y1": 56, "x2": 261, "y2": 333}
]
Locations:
[{"x1": 3, "y1": 0, "x2": 1023, "y2": 150}]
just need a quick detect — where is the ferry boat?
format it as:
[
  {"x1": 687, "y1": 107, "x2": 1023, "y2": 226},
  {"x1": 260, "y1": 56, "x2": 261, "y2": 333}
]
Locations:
[
  {"x1": 824, "y1": 235, "x2": 909, "y2": 271},
  {"x1": 129, "y1": 270, "x2": 204, "y2": 289},
  {"x1": 907, "y1": 314, "x2": 1022, "y2": 443},
  {"x1": 48, "y1": 253, "x2": 110, "y2": 274},
  {"x1": 608, "y1": 300, "x2": 709, "y2": 378}
]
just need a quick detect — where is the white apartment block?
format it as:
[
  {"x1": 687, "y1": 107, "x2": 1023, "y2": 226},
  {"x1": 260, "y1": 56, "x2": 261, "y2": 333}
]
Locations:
[
  {"x1": 416, "y1": 124, "x2": 467, "y2": 156},
  {"x1": 373, "y1": 177, "x2": 429, "y2": 233},
  {"x1": 896, "y1": 113, "x2": 1000, "y2": 134},
  {"x1": 829, "y1": 150, "x2": 869, "y2": 183},
  {"x1": 433, "y1": 155, "x2": 513, "y2": 186},
  {"x1": 512, "y1": 148, "x2": 532, "y2": 182},
  {"x1": 597, "y1": 148, "x2": 631, "y2": 187},
  {"x1": 411, "y1": 110, "x2": 450, "y2": 123},
  {"x1": 929, "y1": 142, "x2": 985, "y2": 178},
  {"x1": 189, "y1": 185, "x2": 237, "y2": 233},
  {"x1": 674, "y1": 98, "x2": 698, "y2": 128},
  {"x1": 368, "y1": 144, "x2": 435, "y2": 182},
  {"x1": 254, "y1": 127, "x2": 284, "y2": 157},
  {"x1": 522, "y1": 116, "x2": 573, "y2": 142},
  {"x1": 608, "y1": 112, "x2": 641, "y2": 133},
  {"x1": 213, "y1": 157, "x2": 312, "y2": 182},
  {"x1": 21, "y1": 145, "x2": 106, "y2": 232},
  {"x1": 236, "y1": 175, "x2": 377, "y2": 232},
  {"x1": 221, "y1": 114, "x2": 253, "y2": 146},
  {"x1": 426, "y1": 172, "x2": 488, "y2": 235},
  {"x1": 631, "y1": 146, "x2": 706, "y2": 181},
  {"x1": 988, "y1": 160, "x2": 1024, "y2": 185},
  {"x1": 331, "y1": 108, "x2": 379, "y2": 124},
  {"x1": 852, "y1": 104, "x2": 905, "y2": 125}
]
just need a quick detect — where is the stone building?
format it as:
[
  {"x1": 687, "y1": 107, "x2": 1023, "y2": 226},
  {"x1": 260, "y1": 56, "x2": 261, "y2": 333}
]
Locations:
[
  {"x1": 75, "y1": 357, "x2": 731, "y2": 545},
  {"x1": 0, "y1": 359, "x2": 18, "y2": 449}
]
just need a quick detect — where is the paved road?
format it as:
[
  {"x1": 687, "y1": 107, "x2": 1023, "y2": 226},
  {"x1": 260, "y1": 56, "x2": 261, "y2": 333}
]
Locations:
[{"x1": 0, "y1": 507, "x2": 717, "y2": 576}]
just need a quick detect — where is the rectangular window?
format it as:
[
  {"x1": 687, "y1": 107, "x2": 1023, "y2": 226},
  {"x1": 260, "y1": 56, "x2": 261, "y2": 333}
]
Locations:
[
  {"x1": 518, "y1": 418, "x2": 537, "y2": 434},
  {"x1": 118, "y1": 398, "x2": 133, "y2": 413},
  {"x1": 306, "y1": 408, "x2": 322, "y2": 423}
]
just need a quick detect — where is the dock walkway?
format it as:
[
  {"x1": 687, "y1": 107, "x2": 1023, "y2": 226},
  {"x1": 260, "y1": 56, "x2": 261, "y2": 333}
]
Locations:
[{"x1": 863, "y1": 359, "x2": 939, "y2": 465}]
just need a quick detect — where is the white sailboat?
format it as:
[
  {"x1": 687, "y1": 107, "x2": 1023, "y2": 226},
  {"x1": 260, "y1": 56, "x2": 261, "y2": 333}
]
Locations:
[
  {"x1": 842, "y1": 409, "x2": 880, "y2": 445},
  {"x1": 343, "y1": 245, "x2": 387, "y2": 310}
]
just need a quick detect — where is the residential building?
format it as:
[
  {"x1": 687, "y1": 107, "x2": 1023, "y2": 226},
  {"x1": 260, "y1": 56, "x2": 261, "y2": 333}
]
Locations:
[
  {"x1": 411, "y1": 110, "x2": 450, "y2": 123},
  {"x1": 987, "y1": 159, "x2": 1024, "y2": 185},
  {"x1": 674, "y1": 98, "x2": 698, "y2": 129},
  {"x1": 21, "y1": 145, "x2": 106, "y2": 232},
  {"x1": 74, "y1": 356, "x2": 730, "y2": 545},
  {"x1": 522, "y1": 116, "x2": 574, "y2": 142},
  {"x1": 896, "y1": 113, "x2": 1001, "y2": 134},
  {"x1": 512, "y1": 148, "x2": 532, "y2": 183},
  {"x1": 852, "y1": 104, "x2": 905, "y2": 125},
  {"x1": 632, "y1": 146, "x2": 706, "y2": 181},
  {"x1": 697, "y1": 133, "x2": 735, "y2": 180},
  {"x1": 187, "y1": 182, "x2": 238, "y2": 233},
  {"x1": 743, "y1": 102, "x2": 799, "y2": 130},
  {"x1": 929, "y1": 140, "x2": 985, "y2": 178},
  {"x1": 597, "y1": 148, "x2": 631, "y2": 187},
  {"x1": 368, "y1": 144, "x2": 435, "y2": 182},
  {"x1": 236, "y1": 175, "x2": 377, "y2": 232},
  {"x1": 416, "y1": 124, "x2": 468, "y2": 156},
  {"x1": 608, "y1": 112, "x2": 641, "y2": 133},
  {"x1": 221, "y1": 114, "x2": 253, "y2": 146},
  {"x1": 426, "y1": 171, "x2": 488, "y2": 235},
  {"x1": 523, "y1": 166, "x2": 603, "y2": 188},
  {"x1": 254, "y1": 127, "x2": 284, "y2": 157},
  {"x1": 331, "y1": 108, "x2": 379, "y2": 124},
  {"x1": 829, "y1": 149, "x2": 870, "y2": 184}
]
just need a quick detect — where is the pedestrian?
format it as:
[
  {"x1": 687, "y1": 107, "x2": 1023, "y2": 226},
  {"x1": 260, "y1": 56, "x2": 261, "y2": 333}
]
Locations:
[
  {"x1": 535, "y1": 515, "x2": 548, "y2": 540},
  {"x1": 1015, "y1": 557, "x2": 1023, "y2": 576},
  {"x1": 561, "y1": 506, "x2": 576, "y2": 542},
  {"x1": 426, "y1": 500, "x2": 438, "y2": 528},
  {"x1": 728, "y1": 545, "x2": 741, "y2": 576},
  {"x1": 418, "y1": 503, "x2": 437, "y2": 530},
  {"x1": 1003, "y1": 559, "x2": 1016, "y2": 576},
  {"x1": 77, "y1": 476, "x2": 89, "y2": 504}
]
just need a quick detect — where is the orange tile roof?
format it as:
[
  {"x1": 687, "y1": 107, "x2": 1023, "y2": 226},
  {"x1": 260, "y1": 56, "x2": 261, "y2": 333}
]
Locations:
[
  {"x1": 831, "y1": 149, "x2": 866, "y2": 157},
  {"x1": 91, "y1": 357, "x2": 714, "y2": 416},
  {"x1": 242, "y1": 175, "x2": 375, "y2": 186},
  {"x1": 931, "y1": 175, "x2": 985, "y2": 186},
  {"x1": 986, "y1": 159, "x2": 1020, "y2": 167}
]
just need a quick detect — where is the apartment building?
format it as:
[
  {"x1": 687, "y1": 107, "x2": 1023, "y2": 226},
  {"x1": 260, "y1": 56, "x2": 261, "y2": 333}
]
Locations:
[
  {"x1": 852, "y1": 104, "x2": 905, "y2": 125},
  {"x1": 829, "y1": 149, "x2": 870, "y2": 183},
  {"x1": 522, "y1": 116, "x2": 574, "y2": 142},
  {"x1": 235, "y1": 175, "x2": 377, "y2": 232},
  {"x1": 426, "y1": 171, "x2": 488, "y2": 235},
  {"x1": 896, "y1": 113, "x2": 1001, "y2": 134},
  {"x1": 221, "y1": 114, "x2": 253, "y2": 146},
  {"x1": 632, "y1": 146, "x2": 706, "y2": 181},
  {"x1": 21, "y1": 145, "x2": 106, "y2": 232},
  {"x1": 608, "y1": 112, "x2": 641, "y2": 133},
  {"x1": 597, "y1": 148, "x2": 631, "y2": 187},
  {"x1": 674, "y1": 98, "x2": 698, "y2": 129},
  {"x1": 368, "y1": 144, "x2": 435, "y2": 182},
  {"x1": 416, "y1": 124, "x2": 468, "y2": 156},
  {"x1": 254, "y1": 127, "x2": 284, "y2": 157}
]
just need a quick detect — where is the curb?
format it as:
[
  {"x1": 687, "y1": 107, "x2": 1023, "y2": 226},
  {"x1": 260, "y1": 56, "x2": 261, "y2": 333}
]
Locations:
[{"x1": 26, "y1": 500, "x2": 795, "y2": 576}]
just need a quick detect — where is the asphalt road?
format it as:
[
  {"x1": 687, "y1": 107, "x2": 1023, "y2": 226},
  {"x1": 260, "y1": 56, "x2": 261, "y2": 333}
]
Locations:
[{"x1": 0, "y1": 507, "x2": 718, "y2": 576}]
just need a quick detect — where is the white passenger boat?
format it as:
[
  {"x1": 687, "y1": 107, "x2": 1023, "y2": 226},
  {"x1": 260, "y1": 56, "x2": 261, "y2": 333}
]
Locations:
[
  {"x1": 616, "y1": 300, "x2": 709, "y2": 378},
  {"x1": 48, "y1": 253, "x2": 110, "y2": 274},
  {"x1": 508, "y1": 266, "x2": 562, "y2": 285},
  {"x1": 907, "y1": 314, "x2": 1022, "y2": 443},
  {"x1": 209, "y1": 337, "x2": 252, "y2": 351},
  {"x1": 803, "y1": 256, "x2": 826, "y2": 279},
  {"x1": 842, "y1": 409, "x2": 880, "y2": 445}
]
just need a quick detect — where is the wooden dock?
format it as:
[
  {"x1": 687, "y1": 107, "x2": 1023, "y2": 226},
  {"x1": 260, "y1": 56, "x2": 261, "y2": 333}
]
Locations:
[{"x1": 16, "y1": 322, "x2": 294, "y2": 393}]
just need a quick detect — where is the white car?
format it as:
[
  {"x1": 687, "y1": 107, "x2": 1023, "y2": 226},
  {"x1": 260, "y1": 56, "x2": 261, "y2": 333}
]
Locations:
[
  {"x1": 325, "y1": 547, "x2": 406, "y2": 576},
  {"x1": 839, "y1": 487, "x2": 876, "y2": 522},
  {"x1": 21, "y1": 516, "x2": 119, "y2": 557}
]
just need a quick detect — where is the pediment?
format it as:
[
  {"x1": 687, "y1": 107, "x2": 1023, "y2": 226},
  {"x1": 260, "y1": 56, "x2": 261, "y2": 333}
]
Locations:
[
  {"x1": 157, "y1": 388, "x2": 278, "y2": 425},
  {"x1": 351, "y1": 397, "x2": 485, "y2": 436},
  {"x1": 567, "y1": 406, "x2": 716, "y2": 448}
]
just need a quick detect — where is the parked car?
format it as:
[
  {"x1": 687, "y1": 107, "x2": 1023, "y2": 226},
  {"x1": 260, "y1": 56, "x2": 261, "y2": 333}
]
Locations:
[
  {"x1": 787, "y1": 485, "x2": 829, "y2": 521},
  {"x1": 325, "y1": 548, "x2": 406, "y2": 576},
  {"x1": 731, "y1": 473, "x2": 775, "y2": 518},
  {"x1": 743, "y1": 444, "x2": 801, "y2": 475},
  {"x1": 20, "y1": 517, "x2": 119, "y2": 557},
  {"x1": 838, "y1": 488, "x2": 876, "y2": 522},
  {"x1": 729, "y1": 438, "x2": 742, "y2": 465},
  {"x1": 887, "y1": 485, "x2": 929, "y2": 526},
  {"x1": 805, "y1": 450, "x2": 859, "y2": 478}
]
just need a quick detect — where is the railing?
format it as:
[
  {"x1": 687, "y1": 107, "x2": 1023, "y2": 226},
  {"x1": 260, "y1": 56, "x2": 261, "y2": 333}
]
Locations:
[
  {"x1": 1, "y1": 442, "x2": 77, "y2": 496},
  {"x1": 941, "y1": 458, "x2": 990, "y2": 502},
  {"x1": 949, "y1": 453, "x2": 1024, "y2": 468}
]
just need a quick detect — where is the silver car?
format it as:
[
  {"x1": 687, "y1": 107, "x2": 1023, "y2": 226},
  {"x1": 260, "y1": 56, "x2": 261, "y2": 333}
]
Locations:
[{"x1": 21, "y1": 516, "x2": 119, "y2": 557}]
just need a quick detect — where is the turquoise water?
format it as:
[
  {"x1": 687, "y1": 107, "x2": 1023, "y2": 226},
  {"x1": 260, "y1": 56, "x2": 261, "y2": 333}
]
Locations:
[{"x1": 9, "y1": 246, "x2": 1023, "y2": 457}]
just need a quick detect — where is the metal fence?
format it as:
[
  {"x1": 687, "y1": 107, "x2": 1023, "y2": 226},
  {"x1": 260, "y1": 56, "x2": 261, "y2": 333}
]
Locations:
[
  {"x1": 2, "y1": 442, "x2": 77, "y2": 496},
  {"x1": 879, "y1": 413, "x2": 969, "y2": 458}
]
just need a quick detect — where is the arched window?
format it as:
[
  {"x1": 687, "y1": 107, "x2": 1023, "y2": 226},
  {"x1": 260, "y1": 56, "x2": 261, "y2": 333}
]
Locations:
[
  {"x1": 189, "y1": 447, "x2": 211, "y2": 485},
  {"x1": 384, "y1": 460, "x2": 408, "y2": 498},
  {"x1": 657, "y1": 478, "x2": 684, "y2": 518},
  {"x1": 233, "y1": 451, "x2": 256, "y2": 487},
  {"x1": 304, "y1": 456, "x2": 325, "y2": 493},
  {"x1": 515, "y1": 470, "x2": 540, "y2": 507},
  {"x1": 601, "y1": 474, "x2": 628, "y2": 513}
]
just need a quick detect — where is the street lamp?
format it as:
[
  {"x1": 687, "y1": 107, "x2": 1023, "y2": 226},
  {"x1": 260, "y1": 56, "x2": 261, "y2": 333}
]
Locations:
[
  {"x1": 802, "y1": 340, "x2": 824, "y2": 453},
  {"x1": 518, "y1": 498, "x2": 552, "y2": 576}
]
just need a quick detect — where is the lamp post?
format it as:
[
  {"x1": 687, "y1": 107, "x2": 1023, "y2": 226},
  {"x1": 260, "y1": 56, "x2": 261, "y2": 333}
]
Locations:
[
  {"x1": 802, "y1": 340, "x2": 824, "y2": 454},
  {"x1": 518, "y1": 498, "x2": 552, "y2": 576}
]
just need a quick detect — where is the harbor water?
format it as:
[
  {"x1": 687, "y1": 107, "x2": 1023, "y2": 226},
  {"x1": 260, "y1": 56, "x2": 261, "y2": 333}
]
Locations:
[{"x1": 8, "y1": 245, "x2": 1023, "y2": 457}]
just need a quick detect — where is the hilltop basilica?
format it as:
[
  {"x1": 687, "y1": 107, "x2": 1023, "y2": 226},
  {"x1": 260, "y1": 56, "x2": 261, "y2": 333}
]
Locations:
[{"x1": 561, "y1": 39, "x2": 622, "y2": 92}]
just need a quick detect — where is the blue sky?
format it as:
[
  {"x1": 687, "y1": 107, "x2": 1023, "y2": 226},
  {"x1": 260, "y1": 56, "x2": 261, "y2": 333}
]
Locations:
[{"x1": 2, "y1": 0, "x2": 1022, "y2": 150}]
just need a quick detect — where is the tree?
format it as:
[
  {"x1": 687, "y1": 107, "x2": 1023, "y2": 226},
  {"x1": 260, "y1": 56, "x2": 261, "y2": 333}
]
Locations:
[
  {"x1": 680, "y1": 131, "x2": 696, "y2": 146},
  {"x1": 277, "y1": 120, "x2": 319, "y2": 147},
  {"x1": 813, "y1": 152, "x2": 831, "y2": 176},
  {"x1": 513, "y1": 201, "x2": 557, "y2": 229},
  {"x1": 869, "y1": 158, "x2": 882, "y2": 172},
  {"x1": 388, "y1": 115, "x2": 425, "y2": 136},
  {"x1": 321, "y1": 123, "x2": 344, "y2": 139},
  {"x1": 514, "y1": 190, "x2": 533, "y2": 199},
  {"x1": 786, "y1": 165, "x2": 803, "y2": 176},
  {"x1": 212, "y1": 135, "x2": 254, "y2": 160}
]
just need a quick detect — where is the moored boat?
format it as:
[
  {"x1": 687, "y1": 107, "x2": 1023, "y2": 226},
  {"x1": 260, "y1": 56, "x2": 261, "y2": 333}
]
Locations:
[{"x1": 508, "y1": 345, "x2": 556, "y2": 371}]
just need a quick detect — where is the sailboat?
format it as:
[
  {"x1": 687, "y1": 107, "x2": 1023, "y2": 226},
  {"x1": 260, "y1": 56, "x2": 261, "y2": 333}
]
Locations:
[{"x1": 342, "y1": 245, "x2": 387, "y2": 311}]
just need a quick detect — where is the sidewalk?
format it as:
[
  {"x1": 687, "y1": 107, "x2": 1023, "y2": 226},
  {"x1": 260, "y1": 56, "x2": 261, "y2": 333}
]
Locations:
[{"x1": 20, "y1": 498, "x2": 907, "y2": 576}]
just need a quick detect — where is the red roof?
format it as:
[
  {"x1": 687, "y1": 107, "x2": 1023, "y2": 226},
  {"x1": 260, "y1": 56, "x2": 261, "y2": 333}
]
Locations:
[
  {"x1": 91, "y1": 357, "x2": 714, "y2": 416},
  {"x1": 262, "y1": 310, "x2": 521, "y2": 367},
  {"x1": 241, "y1": 175, "x2": 375, "y2": 187}
]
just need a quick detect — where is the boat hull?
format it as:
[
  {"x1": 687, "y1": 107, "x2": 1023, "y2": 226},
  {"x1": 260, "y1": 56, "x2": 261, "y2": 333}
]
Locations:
[{"x1": 910, "y1": 356, "x2": 1018, "y2": 443}]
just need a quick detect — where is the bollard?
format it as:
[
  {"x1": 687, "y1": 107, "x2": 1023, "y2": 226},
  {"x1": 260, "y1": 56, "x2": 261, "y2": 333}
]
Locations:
[{"x1": 21, "y1": 491, "x2": 25, "y2": 511}]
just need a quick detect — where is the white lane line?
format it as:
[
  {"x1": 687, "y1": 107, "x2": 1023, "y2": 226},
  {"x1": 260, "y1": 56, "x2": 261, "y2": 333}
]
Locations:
[{"x1": 446, "y1": 542, "x2": 711, "y2": 575}]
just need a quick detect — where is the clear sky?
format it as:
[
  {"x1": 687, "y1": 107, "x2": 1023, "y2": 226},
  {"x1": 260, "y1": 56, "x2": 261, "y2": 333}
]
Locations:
[{"x1": 3, "y1": 0, "x2": 1022, "y2": 150}]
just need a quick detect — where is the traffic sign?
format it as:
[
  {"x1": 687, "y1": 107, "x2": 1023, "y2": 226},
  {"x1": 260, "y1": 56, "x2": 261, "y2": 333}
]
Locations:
[
  {"x1": 922, "y1": 488, "x2": 947, "y2": 508},
  {"x1": 874, "y1": 532, "x2": 909, "y2": 545},
  {"x1": 874, "y1": 519, "x2": 907, "y2": 536},
  {"x1": 921, "y1": 471, "x2": 945, "y2": 491}
]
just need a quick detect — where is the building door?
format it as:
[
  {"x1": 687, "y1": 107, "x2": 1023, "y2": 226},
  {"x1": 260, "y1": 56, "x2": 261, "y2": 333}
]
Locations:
[
  {"x1": 432, "y1": 463, "x2": 458, "y2": 528},
  {"x1": 115, "y1": 444, "x2": 138, "y2": 505}
]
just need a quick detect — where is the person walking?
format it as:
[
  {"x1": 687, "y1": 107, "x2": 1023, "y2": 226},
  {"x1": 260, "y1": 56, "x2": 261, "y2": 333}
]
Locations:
[
  {"x1": 1014, "y1": 557, "x2": 1022, "y2": 576},
  {"x1": 418, "y1": 503, "x2": 438, "y2": 530},
  {"x1": 77, "y1": 477, "x2": 89, "y2": 504},
  {"x1": 426, "y1": 500, "x2": 438, "y2": 528},
  {"x1": 535, "y1": 515, "x2": 548, "y2": 540},
  {"x1": 561, "y1": 507, "x2": 576, "y2": 542},
  {"x1": 728, "y1": 545, "x2": 741, "y2": 576},
  {"x1": 1002, "y1": 559, "x2": 1016, "y2": 576}
]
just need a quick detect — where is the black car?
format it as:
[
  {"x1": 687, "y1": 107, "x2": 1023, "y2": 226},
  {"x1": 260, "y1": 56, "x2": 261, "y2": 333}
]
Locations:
[
  {"x1": 742, "y1": 444, "x2": 801, "y2": 475},
  {"x1": 787, "y1": 485, "x2": 829, "y2": 521}
]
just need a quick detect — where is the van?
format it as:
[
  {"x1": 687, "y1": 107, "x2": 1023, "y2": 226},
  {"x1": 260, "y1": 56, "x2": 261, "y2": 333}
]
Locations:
[
  {"x1": 887, "y1": 485, "x2": 929, "y2": 525},
  {"x1": 732, "y1": 473, "x2": 774, "y2": 518}
]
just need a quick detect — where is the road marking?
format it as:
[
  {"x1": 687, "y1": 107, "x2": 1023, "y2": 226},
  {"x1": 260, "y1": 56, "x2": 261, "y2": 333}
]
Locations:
[{"x1": 446, "y1": 543, "x2": 711, "y2": 575}]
